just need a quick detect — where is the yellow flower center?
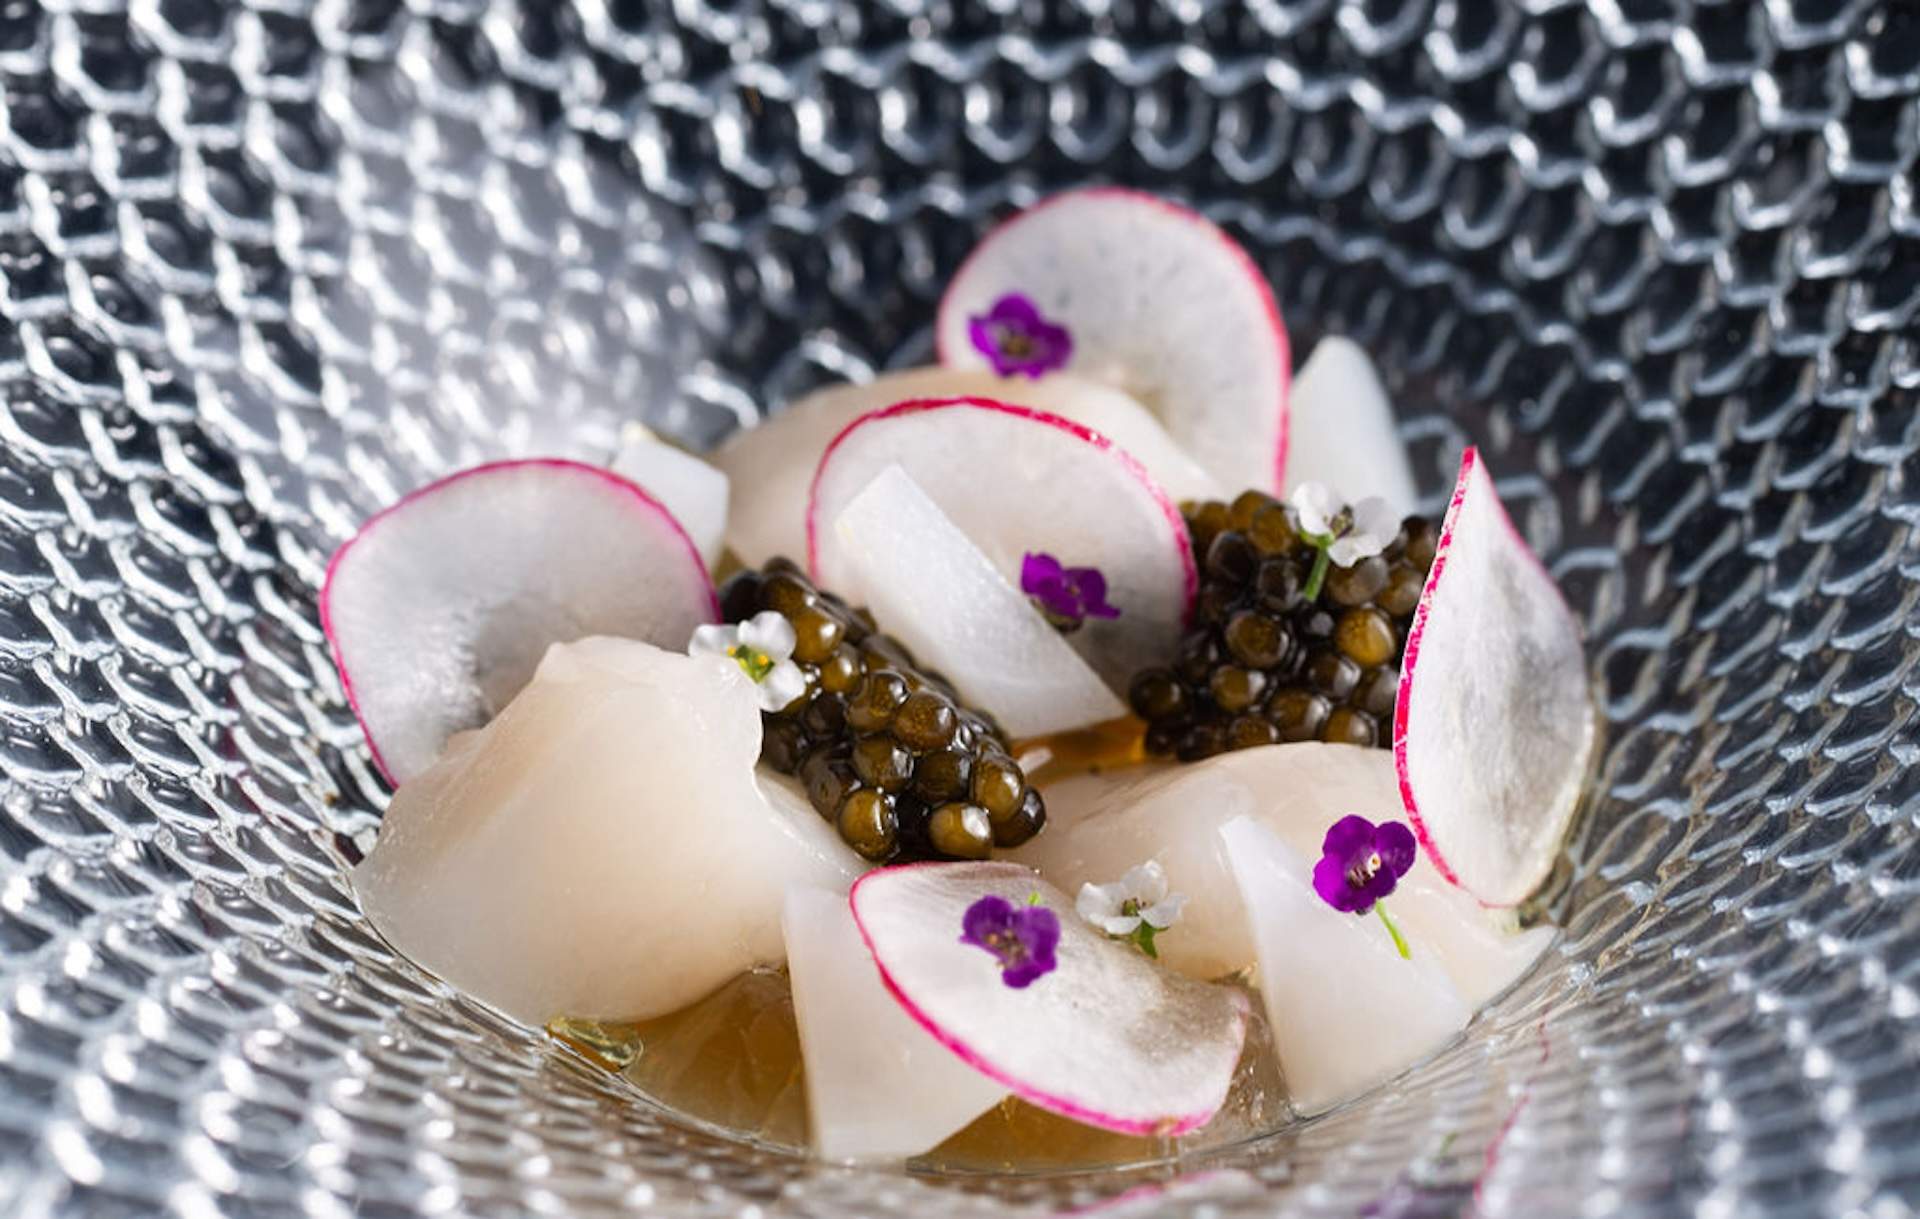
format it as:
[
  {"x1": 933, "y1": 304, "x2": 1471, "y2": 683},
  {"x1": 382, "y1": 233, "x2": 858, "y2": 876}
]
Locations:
[{"x1": 727, "y1": 643, "x2": 774, "y2": 682}]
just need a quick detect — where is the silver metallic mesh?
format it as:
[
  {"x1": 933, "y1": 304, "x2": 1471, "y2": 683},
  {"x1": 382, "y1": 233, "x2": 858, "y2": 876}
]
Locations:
[{"x1": 0, "y1": 1, "x2": 1917, "y2": 1215}]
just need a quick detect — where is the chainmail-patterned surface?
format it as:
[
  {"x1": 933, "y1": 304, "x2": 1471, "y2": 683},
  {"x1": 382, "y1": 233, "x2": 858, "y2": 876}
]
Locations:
[{"x1": 0, "y1": 1, "x2": 1916, "y2": 1215}]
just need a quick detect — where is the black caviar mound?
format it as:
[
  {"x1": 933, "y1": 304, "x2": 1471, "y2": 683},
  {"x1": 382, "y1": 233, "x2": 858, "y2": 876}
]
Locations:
[
  {"x1": 721, "y1": 559, "x2": 1045, "y2": 863},
  {"x1": 1127, "y1": 491, "x2": 1437, "y2": 761}
]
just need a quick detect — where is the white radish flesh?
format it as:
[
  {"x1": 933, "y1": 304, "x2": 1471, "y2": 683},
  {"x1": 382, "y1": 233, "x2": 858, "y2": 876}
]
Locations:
[
  {"x1": 808, "y1": 396, "x2": 1194, "y2": 692},
  {"x1": 849, "y1": 862, "x2": 1248, "y2": 1137},
  {"x1": 783, "y1": 886, "x2": 1005, "y2": 1162},
  {"x1": 937, "y1": 188, "x2": 1290, "y2": 494},
  {"x1": 1220, "y1": 816, "x2": 1471, "y2": 1115},
  {"x1": 610, "y1": 434, "x2": 731, "y2": 566},
  {"x1": 1395, "y1": 447, "x2": 1595, "y2": 908},
  {"x1": 1284, "y1": 337, "x2": 1418, "y2": 518},
  {"x1": 322, "y1": 459, "x2": 717, "y2": 783},
  {"x1": 832, "y1": 465, "x2": 1125, "y2": 736},
  {"x1": 715, "y1": 366, "x2": 1219, "y2": 568}
]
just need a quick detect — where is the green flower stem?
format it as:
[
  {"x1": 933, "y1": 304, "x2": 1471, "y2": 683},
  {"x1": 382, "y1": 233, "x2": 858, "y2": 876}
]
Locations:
[
  {"x1": 1303, "y1": 543, "x2": 1332, "y2": 601},
  {"x1": 1377, "y1": 903, "x2": 1411, "y2": 959},
  {"x1": 1129, "y1": 923, "x2": 1160, "y2": 959}
]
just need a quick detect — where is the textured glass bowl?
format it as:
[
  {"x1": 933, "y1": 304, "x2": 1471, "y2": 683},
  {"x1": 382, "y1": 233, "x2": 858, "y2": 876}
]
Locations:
[{"x1": 2, "y1": 1, "x2": 1918, "y2": 1216}]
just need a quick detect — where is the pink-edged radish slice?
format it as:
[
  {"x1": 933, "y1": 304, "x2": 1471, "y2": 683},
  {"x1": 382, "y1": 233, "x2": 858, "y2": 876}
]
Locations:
[
  {"x1": 1283, "y1": 337, "x2": 1418, "y2": 517},
  {"x1": 937, "y1": 188, "x2": 1290, "y2": 494},
  {"x1": 782, "y1": 886, "x2": 1006, "y2": 1162},
  {"x1": 809, "y1": 397, "x2": 1195, "y2": 692},
  {"x1": 322, "y1": 459, "x2": 718, "y2": 784},
  {"x1": 849, "y1": 861, "x2": 1248, "y2": 1137},
  {"x1": 715, "y1": 366, "x2": 1220, "y2": 568},
  {"x1": 610, "y1": 430, "x2": 730, "y2": 566},
  {"x1": 1395, "y1": 448, "x2": 1595, "y2": 908},
  {"x1": 833, "y1": 464, "x2": 1125, "y2": 736},
  {"x1": 1219, "y1": 816, "x2": 1470, "y2": 1115}
]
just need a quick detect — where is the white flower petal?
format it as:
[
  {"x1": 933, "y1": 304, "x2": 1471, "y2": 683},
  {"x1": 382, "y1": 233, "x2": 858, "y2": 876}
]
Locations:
[
  {"x1": 1351, "y1": 496, "x2": 1398, "y2": 546},
  {"x1": 1327, "y1": 536, "x2": 1366, "y2": 566},
  {"x1": 1093, "y1": 912, "x2": 1143, "y2": 936},
  {"x1": 1076, "y1": 881, "x2": 1124, "y2": 924},
  {"x1": 688, "y1": 622, "x2": 741, "y2": 658},
  {"x1": 1140, "y1": 892, "x2": 1188, "y2": 930},
  {"x1": 756, "y1": 661, "x2": 809, "y2": 712},
  {"x1": 1120, "y1": 861, "x2": 1169, "y2": 905},
  {"x1": 1289, "y1": 482, "x2": 1338, "y2": 537},
  {"x1": 738, "y1": 610, "x2": 797, "y2": 661}
]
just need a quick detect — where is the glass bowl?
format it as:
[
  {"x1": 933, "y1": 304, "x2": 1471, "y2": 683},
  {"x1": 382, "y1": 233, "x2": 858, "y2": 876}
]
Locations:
[{"x1": 1, "y1": 1, "x2": 1917, "y2": 1216}]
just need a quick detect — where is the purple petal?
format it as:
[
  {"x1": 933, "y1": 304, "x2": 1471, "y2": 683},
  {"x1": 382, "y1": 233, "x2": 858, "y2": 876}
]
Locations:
[
  {"x1": 960, "y1": 895, "x2": 1014, "y2": 950},
  {"x1": 1004, "y1": 907, "x2": 1062, "y2": 987},
  {"x1": 969, "y1": 295, "x2": 1073, "y2": 379},
  {"x1": 1020, "y1": 552, "x2": 1065, "y2": 596},
  {"x1": 1033, "y1": 320, "x2": 1074, "y2": 370},
  {"x1": 1357, "y1": 868, "x2": 1401, "y2": 908},
  {"x1": 1016, "y1": 905, "x2": 1061, "y2": 960},
  {"x1": 968, "y1": 318, "x2": 1021, "y2": 377},
  {"x1": 1068, "y1": 567, "x2": 1122, "y2": 619},
  {"x1": 1321, "y1": 815, "x2": 1378, "y2": 865},
  {"x1": 1373, "y1": 821, "x2": 1418, "y2": 880},
  {"x1": 1312, "y1": 855, "x2": 1369, "y2": 913},
  {"x1": 1000, "y1": 958, "x2": 1048, "y2": 988},
  {"x1": 986, "y1": 292, "x2": 1044, "y2": 327}
]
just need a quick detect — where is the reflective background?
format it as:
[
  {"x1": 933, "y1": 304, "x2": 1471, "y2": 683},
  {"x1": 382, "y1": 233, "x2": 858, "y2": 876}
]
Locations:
[{"x1": 0, "y1": 1, "x2": 1916, "y2": 1215}]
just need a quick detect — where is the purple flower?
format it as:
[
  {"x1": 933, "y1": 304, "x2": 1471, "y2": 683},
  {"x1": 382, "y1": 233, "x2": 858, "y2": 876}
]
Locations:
[
  {"x1": 1312, "y1": 815, "x2": 1417, "y2": 915},
  {"x1": 960, "y1": 894, "x2": 1061, "y2": 989},
  {"x1": 968, "y1": 293, "x2": 1073, "y2": 379},
  {"x1": 1021, "y1": 552, "x2": 1121, "y2": 628}
]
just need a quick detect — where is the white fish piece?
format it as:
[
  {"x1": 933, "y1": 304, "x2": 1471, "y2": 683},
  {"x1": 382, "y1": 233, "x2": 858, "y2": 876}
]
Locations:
[
  {"x1": 353, "y1": 637, "x2": 861, "y2": 1026},
  {"x1": 1017, "y1": 743, "x2": 1554, "y2": 1000}
]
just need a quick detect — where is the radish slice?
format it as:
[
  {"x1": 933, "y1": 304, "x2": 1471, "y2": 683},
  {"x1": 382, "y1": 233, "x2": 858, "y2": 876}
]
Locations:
[
  {"x1": 1395, "y1": 448, "x2": 1595, "y2": 908},
  {"x1": 808, "y1": 397, "x2": 1195, "y2": 692},
  {"x1": 848, "y1": 862, "x2": 1248, "y2": 1137},
  {"x1": 937, "y1": 188, "x2": 1289, "y2": 493},
  {"x1": 322, "y1": 459, "x2": 718, "y2": 783},
  {"x1": 1284, "y1": 337, "x2": 1418, "y2": 518},
  {"x1": 783, "y1": 886, "x2": 1006, "y2": 1162},
  {"x1": 833, "y1": 464, "x2": 1126, "y2": 736},
  {"x1": 1220, "y1": 816, "x2": 1470, "y2": 1115},
  {"x1": 715, "y1": 366, "x2": 1220, "y2": 568},
  {"x1": 610, "y1": 433, "x2": 730, "y2": 566}
]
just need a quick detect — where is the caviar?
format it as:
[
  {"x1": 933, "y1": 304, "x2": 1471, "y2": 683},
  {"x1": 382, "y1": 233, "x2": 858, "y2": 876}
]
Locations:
[
  {"x1": 721, "y1": 559, "x2": 1045, "y2": 863},
  {"x1": 1129, "y1": 492, "x2": 1437, "y2": 761}
]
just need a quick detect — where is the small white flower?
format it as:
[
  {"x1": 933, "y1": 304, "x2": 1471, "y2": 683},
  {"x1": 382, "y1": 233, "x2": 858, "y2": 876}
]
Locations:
[
  {"x1": 1329, "y1": 496, "x2": 1396, "y2": 565},
  {"x1": 1076, "y1": 861, "x2": 1188, "y2": 937},
  {"x1": 689, "y1": 611, "x2": 808, "y2": 712},
  {"x1": 1290, "y1": 482, "x2": 1396, "y2": 566},
  {"x1": 1289, "y1": 481, "x2": 1340, "y2": 539}
]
